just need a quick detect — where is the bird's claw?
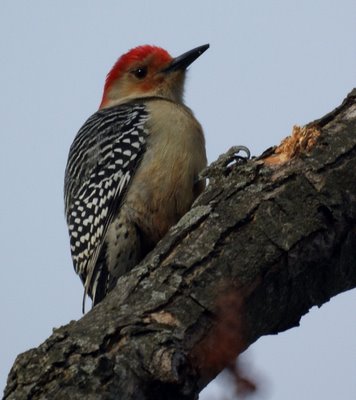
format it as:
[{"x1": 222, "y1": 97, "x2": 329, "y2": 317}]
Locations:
[
  {"x1": 200, "y1": 145, "x2": 251, "y2": 179},
  {"x1": 223, "y1": 145, "x2": 251, "y2": 168}
]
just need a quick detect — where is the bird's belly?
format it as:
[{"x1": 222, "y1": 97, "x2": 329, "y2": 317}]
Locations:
[{"x1": 123, "y1": 160, "x2": 195, "y2": 245}]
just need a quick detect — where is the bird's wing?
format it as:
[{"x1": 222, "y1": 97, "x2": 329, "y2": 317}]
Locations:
[{"x1": 64, "y1": 103, "x2": 149, "y2": 308}]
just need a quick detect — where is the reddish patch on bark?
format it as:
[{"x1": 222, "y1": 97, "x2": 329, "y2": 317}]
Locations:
[{"x1": 191, "y1": 288, "x2": 247, "y2": 382}]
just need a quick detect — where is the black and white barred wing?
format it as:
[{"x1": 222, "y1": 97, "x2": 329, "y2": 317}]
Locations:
[{"x1": 64, "y1": 104, "x2": 149, "y2": 299}]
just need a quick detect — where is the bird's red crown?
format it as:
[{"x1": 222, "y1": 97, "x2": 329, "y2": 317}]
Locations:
[{"x1": 103, "y1": 45, "x2": 172, "y2": 96}]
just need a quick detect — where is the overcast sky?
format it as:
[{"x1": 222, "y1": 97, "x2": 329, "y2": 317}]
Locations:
[{"x1": 1, "y1": 1, "x2": 355, "y2": 399}]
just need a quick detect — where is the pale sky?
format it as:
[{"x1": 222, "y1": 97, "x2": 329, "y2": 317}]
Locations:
[{"x1": 1, "y1": 1, "x2": 355, "y2": 399}]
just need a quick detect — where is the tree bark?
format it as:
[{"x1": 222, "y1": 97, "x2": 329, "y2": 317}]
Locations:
[{"x1": 4, "y1": 89, "x2": 356, "y2": 400}]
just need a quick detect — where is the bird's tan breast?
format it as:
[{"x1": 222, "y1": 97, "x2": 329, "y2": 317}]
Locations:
[{"x1": 124, "y1": 99, "x2": 207, "y2": 244}]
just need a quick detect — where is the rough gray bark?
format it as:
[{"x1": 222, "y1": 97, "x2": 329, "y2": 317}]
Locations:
[{"x1": 4, "y1": 90, "x2": 356, "y2": 400}]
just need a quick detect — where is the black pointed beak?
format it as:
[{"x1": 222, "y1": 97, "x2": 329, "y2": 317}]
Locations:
[{"x1": 162, "y1": 44, "x2": 209, "y2": 73}]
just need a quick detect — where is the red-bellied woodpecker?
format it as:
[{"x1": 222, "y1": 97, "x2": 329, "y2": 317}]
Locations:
[{"x1": 64, "y1": 44, "x2": 209, "y2": 311}]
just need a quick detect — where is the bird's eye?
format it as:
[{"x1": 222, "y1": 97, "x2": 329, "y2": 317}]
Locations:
[{"x1": 132, "y1": 66, "x2": 148, "y2": 79}]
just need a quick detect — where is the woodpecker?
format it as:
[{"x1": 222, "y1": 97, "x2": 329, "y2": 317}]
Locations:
[{"x1": 64, "y1": 44, "x2": 209, "y2": 311}]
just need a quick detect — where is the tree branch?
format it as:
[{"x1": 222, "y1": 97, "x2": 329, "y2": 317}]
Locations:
[{"x1": 4, "y1": 89, "x2": 356, "y2": 400}]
